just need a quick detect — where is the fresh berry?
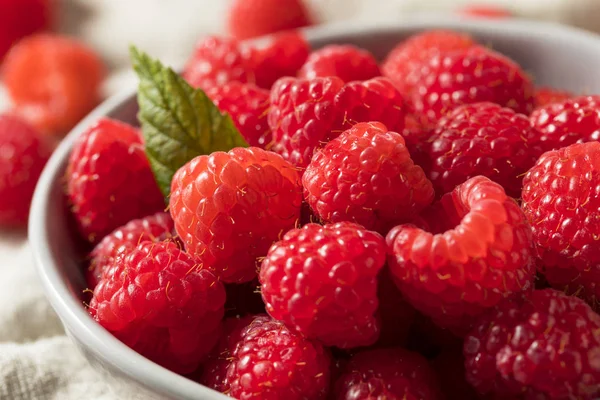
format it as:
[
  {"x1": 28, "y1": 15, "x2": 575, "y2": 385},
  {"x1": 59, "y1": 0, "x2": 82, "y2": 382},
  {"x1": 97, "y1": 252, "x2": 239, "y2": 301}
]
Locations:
[
  {"x1": 227, "y1": 0, "x2": 312, "y2": 40},
  {"x1": 250, "y1": 31, "x2": 310, "y2": 89},
  {"x1": 464, "y1": 289, "x2": 600, "y2": 399},
  {"x1": 0, "y1": 0, "x2": 51, "y2": 59},
  {"x1": 182, "y1": 36, "x2": 253, "y2": 90},
  {"x1": 522, "y1": 142, "x2": 600, "y2": 309},
  {"x1": 418, "y1": 102, "x2": 542, "y2": 198},
  {"x1": 260, "y1": 222, "x2": 386, "y2": 348},
  {"x1": 169, "y1": 147, "x2": 302, "y2": 283},
  {"x1": 223, "y1": 280, "x2": 265, "y2": 317},
  {"x1": 303, "y1": 121, "x2": 434, "y2": 234},
  {"x1": 218, "y1": 315, "x2": 331, "y2": 399},
  {"x1": 459, "y1": 5, "x2": 512, "y2": 18},
  {"x1": 410, "y1": 46, "x2": 534, "y2": 125},
  {"x1": 89, "y1": 240, "x2": 226, "y2": 374},
  {"x1": 66, "y1": 118, "x2": 165, "y2": 243},
  {"x1": 382, "y1": 30, "x2": 476, "y2": 97},
  {"x1": 206, "y1": 82, "x2": 272, "y2": 148},
  {"x1": 529, "y1": 95, "x2": 600, "y2": 153},
  {"x1": 386, "y1": 176, "x2": 536, "y2": 335},
  {"x1": 298, "y1": 45, "x2": 381, "y2": 83},
  {"x1": 86, "y1": 212, "x2": 174, "y2": 289},
  {"x1": 3, "y1": 34, "x2": 105, "y2": 138},
  {"x1": 268, "y1": 76, "x2": 345, "y2": 167},
  {"x1": 0, "y1": 113, "x2": 51, "y2": 226},
  {"x1": 333, "y1": 347, "x2": 443, "y2": 400},
  {"x1": 376, "y1": 267, "x2": 416, "y2": 347},
  {"x1": 432, "y1": 348, "x2": 479, "y2": 400},
  {"x1": 534, "y1": 87, "x2": 573, "y2": 107}
]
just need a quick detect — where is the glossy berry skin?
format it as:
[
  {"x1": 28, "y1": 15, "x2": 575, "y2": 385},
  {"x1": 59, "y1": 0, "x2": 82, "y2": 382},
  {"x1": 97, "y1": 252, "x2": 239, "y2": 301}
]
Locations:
[
  {"x1": 222, "y1": 315, "x2": 331, "y2": 400},
  {"x1": 89, "y1": 241, "x2": 226, "y2": 374},
  {"x1": 333, "y1": 347, "x2": 443, "y2": 400},
  {"x1": 522, "y1": 142, "x2": 600, "y2": 309},
  {"x1": 382, "y1": 30, "x2": 476, "y2": 97},
  {"x1": 227, "y1": 0, "x2": 312, "y2": 40},
  {"x1": 260, "y1": 222, "x2": 386, "y2": 348},
  {"x1": 386, "y1": 176, "x2": 536, "y2": 335},
  {"x1": 410, "y1": 46, "x2": 534, "y2": 125},
  {"x1": 66, "y1": 118, "x2": 165, "y2": 243},
  {"x1": 303, "y1": 122, "x2": 434, "y2": 234},
  {"x1": 206, "y1": 82, "x2": 272, "y2": 148},
  {"x1": 169, "y1": 147, "x2": 302, "y2": 284},
  {"x1": 530, "y1": 95, "x2": 600, "y2": 154},
  {"x1": 464, "y1": 289, "x2": 600, "y2": 400},
  {"x1": 3, "y1": 34, "x2": 105, "y2": 138},
  {"x1": 182, "y1": 36, "x2": 253, "y2": 90},
  {"x1": 86, "y1": 212, "x2": 174, "y2": 289},
  {"x1": 0, "y1": 114, "x2": 51, "y2": 226},
  {"x1": 298, "y1": 45, "x2": 381, "y2": 83},
  {"x1": 420, "y1": 102, "x2": 543, "y2": 198},
  {"x1": 534, "y1": 87, "x2": 573, "y2": 108}
]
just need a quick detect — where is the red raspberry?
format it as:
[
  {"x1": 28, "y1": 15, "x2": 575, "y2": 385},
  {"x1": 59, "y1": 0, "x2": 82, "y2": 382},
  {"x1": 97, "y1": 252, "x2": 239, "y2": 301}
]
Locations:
[
  {"x1": 376, "y1": 267, "x2": 416, "y2": 347},
  {"x1": 419, "y1": 102, "x2": 542, "y2": 198},
  {"x1": 303, "y1": 121, "x2": 434, "y2": 234},
  {"x1": 86, "y1": 212, "x2": 174, "y2": 289},
  {"x1": 89, "y1": 241, "x2": 226, "y2": 374},
  {"x1": 386, "y1": 176, "x2": 536, "y2": 335},
  {"x1": 522, "y1": 142, "x2": 600, "y2": 309},
  {"x1": 260, "y1": 222, "x2": 386, "y2": 348},
  {"x1": 227, "y1": 0, "x2": 312, "y2": 40},
  {"x1": 534, "y1": 87, "x2": 573, "y2": 108},
  {"x1": 464, "y1": 289, "x2": 600, "y2": 399},
  {"x1": 410, "y1": 46, "x2": 534, "y2": 125},
  {"x1": 221, "y1": 315, "x2": 331, "y2": 399},
  {"x1": 529, "y1": 95, "x2": 600, "y2": 154},
  {"x1": 382, "y1": 30, "x2": 476, "y2": 97},
  {"x1": 206, "y1": 82, "x2": 272, "y2": 148},
  {"x1": 0, "y1": 113, "x2": 51, "y2": 226},
  {"x1": 182, "y1": 36, "x2": 253, "y2": 90},
  {"x1": 298, "y1": 45, "x2": 381, "y2": 83},
  {"x1": 66, "y1": 118, "x2": 165, "y2": 243},
  {"x1": 333, "y1": 348, "x2": 443, "y2": 400},
  {"x1": 3, "y1": 34, "x2": 105, "y2": 138},
  {"x1": 250, "y1": 31, "x2": 310, "y2": 89},
  {"x1": 0, "y1": 0, "x2": 50, "y2": 59},
  {"x1": 169, "y1": 147, "x2": 302, "y2": 283},
  {"x1": 432, "y1": 348, "x2": 479, "y2": 400},
  {"x1": 459, "y1": 5, "x2": 512, "y2": 18}
]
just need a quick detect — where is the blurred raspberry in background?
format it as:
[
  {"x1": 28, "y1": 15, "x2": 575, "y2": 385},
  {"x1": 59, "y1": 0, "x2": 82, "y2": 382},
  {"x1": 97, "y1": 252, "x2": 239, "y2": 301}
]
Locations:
[{"x1": 0, "y1": 0, "x2": 52, "y2": 60}]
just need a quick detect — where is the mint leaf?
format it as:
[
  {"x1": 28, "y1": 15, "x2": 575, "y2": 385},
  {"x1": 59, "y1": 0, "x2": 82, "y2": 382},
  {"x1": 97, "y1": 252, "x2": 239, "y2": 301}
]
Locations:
[{"x1": 130, "y1": 46, "x2": 248, "y2": 198}]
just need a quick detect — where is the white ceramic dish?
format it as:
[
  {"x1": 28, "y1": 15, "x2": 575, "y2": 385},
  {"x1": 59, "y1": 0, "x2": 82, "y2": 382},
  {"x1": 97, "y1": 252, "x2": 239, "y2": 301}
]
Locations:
[{"x1": 30, "y1": 16, "x2": 600, "y2": 400}]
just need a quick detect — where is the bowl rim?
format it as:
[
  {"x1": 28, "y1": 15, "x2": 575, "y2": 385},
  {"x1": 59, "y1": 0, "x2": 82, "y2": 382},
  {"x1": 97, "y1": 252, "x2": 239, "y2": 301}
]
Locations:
[{"x1": 29, "y1": 16, "x2": 600, "y2": 400}]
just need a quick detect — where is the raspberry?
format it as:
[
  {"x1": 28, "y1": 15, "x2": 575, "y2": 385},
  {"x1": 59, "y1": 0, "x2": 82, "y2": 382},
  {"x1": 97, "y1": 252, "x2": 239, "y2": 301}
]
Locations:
[
  {"x1": 386, "y1": 176, "x2": 536, "y2": 335},
  {"x1": 66, "y1": 118, "x2": 165, "y2": 243},
  {"x1": 530, "y1": 95, "x2": 600, "y2": 154},
  {"x1": 382, "y1": 30, "x2": 476, "y2": 97},
  {"x1": 410, "y1": 46, "x2": 534, "y2": 125},
  {"x1": 250, "y1": 31, "x2": 310, "y2": 89},
  {"x1": 419, "y1": 102, "x2": 542, "y2": 198},
  {"x1": 3, "y1": 34, "x2": 105, "y2": 138},
  {"x1": 86, "y1": 212, "x2": 174, "y2": 289},
  {"x1": 522, "y1": 142, "x2": 600, "y2": 309},
  {"x1": 169, "y1": 147, "x2": 302, "y2": 283},
  {"x1": 376, "y1": 267, "x2": 416, "y2": 347},
  {"x1": 459, "y1": 5, "x2": 512, "y2": 18},
  {"x1": 0, "y1": 113, "x2": 51, "y2": 226},
  {"x1": 303, "y1": 121, "x2": 434, "y2": 234},
  {"x1": 227, "y1": 0, "x2": 312, "y2": 40},
  {"x1": 260, "y1": 222, "x2": 386, "y2": 348},
  {"x1": 221, "y1": 315, "x2": 331, "y2": 399},
  {"x1": 333, "y1": 348, "x2": 443, "y2": 400},
  {"x1": 298, "y1": 45, "x2": 381, "y2": 83},
  {"x1": 0, "y1": 0, "x2": 50, "y2": 59},
  {"x1": 269, "y1": 76, "x2": 406, "y2": 168},
  {"x1": 206, "y1": 82, "x2": 272, "y2": 148},
  {"x1": 464, "y1": 289, "x2": 600, "y2": 399},
  {"x1": 534, "y1": 87, "x2": 573, "y2": 108},
  {"x1": 182, "y1": 36, "x2": 253, "y2": 90},
  {"x1": 89, "y1": 241, "x2": 226, "y2": 374}
]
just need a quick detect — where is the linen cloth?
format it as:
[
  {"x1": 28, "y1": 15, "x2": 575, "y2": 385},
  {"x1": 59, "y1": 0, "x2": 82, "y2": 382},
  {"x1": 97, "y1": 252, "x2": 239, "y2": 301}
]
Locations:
[{"x1": 1, "y1": 0, "x2": 599, "y2": 398}]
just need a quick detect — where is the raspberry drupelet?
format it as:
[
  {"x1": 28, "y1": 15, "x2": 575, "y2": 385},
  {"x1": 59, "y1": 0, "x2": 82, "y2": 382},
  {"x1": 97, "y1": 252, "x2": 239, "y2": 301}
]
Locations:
[{"x1": 298, "y1": 44, "x2": 381, "y2": 83}]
